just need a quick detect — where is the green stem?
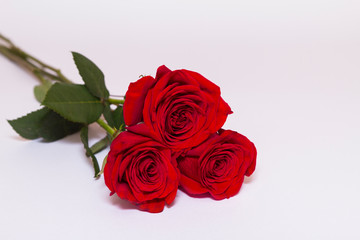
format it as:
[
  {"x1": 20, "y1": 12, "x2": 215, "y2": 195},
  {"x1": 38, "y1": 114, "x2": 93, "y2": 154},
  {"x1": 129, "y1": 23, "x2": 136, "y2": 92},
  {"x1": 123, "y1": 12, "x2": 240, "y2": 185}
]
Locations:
[
  {"x1": 87, "y1": 135, "x2": 111, "y2": 157},
  {"x1": 1, "y1": 34, "x2": 129, "y2": 177},
  {"x1": 0, "y1": 34, "x2": 12, "y2": 45},
  {"x1": 0, "y1": 33, "x2": 72, "y2": 84},
  {"x1": 96, "y1": 119, "x2": 116, "y2": 136},
  {"x1": 1, "y1": 33, "x2": 123, "y2": 141},
  {"x1": 108, "y1": 98, "x2": 125, "y2": 105},
  {"x1": 0, "y1": 46, "x2": 37, "y2": 73}
]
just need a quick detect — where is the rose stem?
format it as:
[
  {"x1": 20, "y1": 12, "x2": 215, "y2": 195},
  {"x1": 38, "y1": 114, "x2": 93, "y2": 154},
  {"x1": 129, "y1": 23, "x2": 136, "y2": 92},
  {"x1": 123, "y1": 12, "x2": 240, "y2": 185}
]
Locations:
[
  {"x1": 0, "y1": 33, "x2": 120, "y2": 139},
  {"x1": 107, "y1": 98, "x2": 125, "y2": 105},
  {"x1": 96, "y1": 119, "x2": 116, "y2": 136},
  {"x1": 0, "y1": 34, "x2": 72, "y2": 84}
]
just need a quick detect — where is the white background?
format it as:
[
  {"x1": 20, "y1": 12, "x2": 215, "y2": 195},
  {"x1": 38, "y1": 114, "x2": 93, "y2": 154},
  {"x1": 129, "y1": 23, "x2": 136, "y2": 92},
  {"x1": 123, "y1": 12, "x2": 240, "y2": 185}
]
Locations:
[{"x1": 1, "y1": 0, "x2": 360, "y2": 239}]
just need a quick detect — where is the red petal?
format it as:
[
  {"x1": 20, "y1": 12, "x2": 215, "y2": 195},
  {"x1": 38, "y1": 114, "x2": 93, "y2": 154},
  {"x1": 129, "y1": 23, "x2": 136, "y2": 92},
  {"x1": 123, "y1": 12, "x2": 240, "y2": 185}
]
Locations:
[
  {"x1": 139, "y1": 200, "x2": 166, "y2": 213},
  {"x1": 165, "y1": 189, "x2": 177, "y2": 205},
  {"x1": 123, "y1": 76, "x2": 156, "y2": 126},
  {"x1": 215, "y1": 97, "x2": 232, "y2": 131},
  {"x1": 126, "y1": 123, "x2": 156, "y2": 140},
  {"x1": 155, "y1": 65, "x2": 171, "y2": 80},
  {"x1": 185, "y1": 70, "x2": 220, "y2": 96},
  {"x1": 246, "y1": 142, "x2": 257, "y2": 176},
  {"x1": 179, "y1": 174, "x2": 208, "y2": 195}
]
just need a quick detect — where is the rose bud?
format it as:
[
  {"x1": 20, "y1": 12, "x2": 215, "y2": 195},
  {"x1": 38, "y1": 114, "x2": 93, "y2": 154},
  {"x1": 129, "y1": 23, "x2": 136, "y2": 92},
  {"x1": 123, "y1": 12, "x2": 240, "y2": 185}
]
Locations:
[
  {"x1": 104, "y1": 129, "x2": 179, "y2": 213},
  {"x1": 177, "y1": 129, "x2": 256, "y2": 200},
  {"x1": 124, "y1": 65, "x2": 232, "y2": 151}
]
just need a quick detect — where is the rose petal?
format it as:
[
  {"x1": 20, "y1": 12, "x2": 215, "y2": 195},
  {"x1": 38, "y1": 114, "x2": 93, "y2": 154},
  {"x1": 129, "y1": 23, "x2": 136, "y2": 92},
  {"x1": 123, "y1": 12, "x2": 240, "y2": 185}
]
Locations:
[
  {"x1": 179, "y1": 174, "x2": 208, "y2": 195},
  {"x1": 185, "y1": 70, "x2": 220, "y2": 97},
  {"x1": 225, "y1": 176, "x2": 244, "y2": 198},
  {"x1": 155, "y1": 65, "x2": 171, "y2": 80},
  {"x1": 126, "y1": 123, "x2": 157, "y2": 141},
  {"x1": 123, "y1": 76, "x2": 157, "y2": 126},
  {"x1": 214, "y1": 97, "x2": 233, "y2": 131},
  {"x1": 115, "y1": 182, "x2": 136, "y2": 202},
  {"x1": 165, "y1": 188, "x2": 177, "y2": 205},
  {"x1": 139, "y1": 199, "x2": 166, "y2": 213},
  {"x1": 246, "y1": 143, "x2": 257, "y2": 176}
]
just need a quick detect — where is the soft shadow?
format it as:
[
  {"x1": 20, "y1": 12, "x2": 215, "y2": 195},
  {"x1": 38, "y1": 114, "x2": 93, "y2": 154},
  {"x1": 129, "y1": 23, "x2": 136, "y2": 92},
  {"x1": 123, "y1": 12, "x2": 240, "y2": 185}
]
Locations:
[
  {"x1": 10, "y1": 135, "x2": 30, "y2": 141},
  {"x1": 244, "y1": 174, "x2": 256, "y2": 184}
]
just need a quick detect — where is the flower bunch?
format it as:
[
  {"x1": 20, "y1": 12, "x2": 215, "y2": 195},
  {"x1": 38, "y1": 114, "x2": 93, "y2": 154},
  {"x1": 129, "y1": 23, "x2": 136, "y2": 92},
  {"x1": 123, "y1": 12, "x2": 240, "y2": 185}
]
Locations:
[
  {"x1": 105, "y1": 66, "x2": 257, "y2": 212},
  {"x1": 1, "y1": 34, "x2": 256, "y2": 213}
]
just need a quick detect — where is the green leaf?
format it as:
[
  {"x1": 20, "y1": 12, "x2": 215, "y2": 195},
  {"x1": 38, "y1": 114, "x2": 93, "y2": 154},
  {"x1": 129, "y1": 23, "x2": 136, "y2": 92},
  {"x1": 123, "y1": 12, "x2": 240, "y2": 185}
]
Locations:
[
  {"x1": 103, "y1": 103, "x2": 124, "y2": 130},
  {"x1": 8, "y1": 107, "x2": 83, "y2": 142},
  {"x1": 43, "y1": 83, "x2": 104, "y2": 124},
  {"x1": 80, "y1": 126, "x2": 100, "y2": 178},
  {"x1": 8, "y1": 108, "x2": 48, "y2": 139},
  {"x1": 37, "y1": 110, "x2": 83, "y2": 141},
  {"x1": 103, "y1": 102, "x2": 115, "y2": 128},
  {"x1": 72, "y1": 52, "x2": 109, "y2": 99},
  {"x1": 112, "y1": 106, "x2": 124, "y2": 130},
  {"x1": 34, "y1": 79, "x2": 52, "y2": 103}
]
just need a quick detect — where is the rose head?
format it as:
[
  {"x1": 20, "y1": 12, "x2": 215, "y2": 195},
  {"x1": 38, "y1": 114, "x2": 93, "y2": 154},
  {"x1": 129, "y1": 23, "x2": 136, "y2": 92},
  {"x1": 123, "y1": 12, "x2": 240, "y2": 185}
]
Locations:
[
  {"x1": 104, "y1": 130, "x2": 179, "y2": 213},
  {"x1": 177, "y1": 129, "x2": 257, "y2": 200},
  {"x1": 124, "y1": 65, "x2": 232, "y2": 150}
]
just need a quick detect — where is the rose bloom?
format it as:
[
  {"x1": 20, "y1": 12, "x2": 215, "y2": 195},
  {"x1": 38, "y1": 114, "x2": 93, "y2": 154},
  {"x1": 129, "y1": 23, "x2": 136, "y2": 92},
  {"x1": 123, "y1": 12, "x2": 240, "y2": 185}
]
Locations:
[
  {"x1": 104, "y1": 129, "x2": 179, "y2": 213},
  {"x1": 124, "y1": 65, "x2": 232, "y2": 150},
  {"x1": 177, "y1": 129, "x2": 257, "y2": 200}
]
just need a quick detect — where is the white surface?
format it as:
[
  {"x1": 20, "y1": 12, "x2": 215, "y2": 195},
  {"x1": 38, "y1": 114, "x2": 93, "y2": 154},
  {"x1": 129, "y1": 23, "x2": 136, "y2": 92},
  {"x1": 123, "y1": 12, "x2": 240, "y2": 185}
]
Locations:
[{"x1": 1, "y1": 0, "x2": 360, "y2": 239}]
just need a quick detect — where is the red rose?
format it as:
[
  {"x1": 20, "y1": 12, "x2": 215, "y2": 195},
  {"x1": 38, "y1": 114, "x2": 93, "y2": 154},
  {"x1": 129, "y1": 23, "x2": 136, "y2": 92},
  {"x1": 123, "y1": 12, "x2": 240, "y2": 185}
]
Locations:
[
  {"x1": 177, "y1": 129, "x2": 256, "y2": 200},
  {"x1": 124, "y1": 65, "x2": 232, "y2": 150},
  {"x1": 104, "y1": 130, "x2": 179, "y2": 213}
]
